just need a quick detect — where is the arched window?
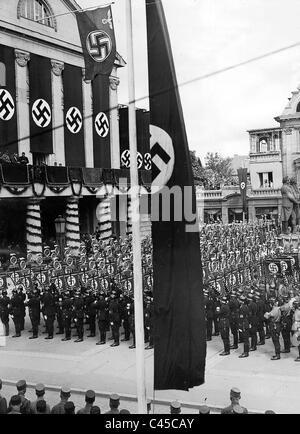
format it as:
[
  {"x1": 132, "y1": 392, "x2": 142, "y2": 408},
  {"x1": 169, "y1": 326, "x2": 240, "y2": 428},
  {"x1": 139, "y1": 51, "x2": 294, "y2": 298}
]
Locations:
[
  {"x1": 0, "y1": 63, "x2": 6, "y2": 87},
  {"x1": 18, "y1": 0, "x2": 57, "y2": 30},
  {"x1": 259, "y1": 138, "x2": 268, "y2": 153}
]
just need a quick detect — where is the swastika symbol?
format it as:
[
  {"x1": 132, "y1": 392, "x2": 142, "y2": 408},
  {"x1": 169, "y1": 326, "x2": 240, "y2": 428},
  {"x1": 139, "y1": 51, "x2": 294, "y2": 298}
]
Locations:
[
  {"x1": 137, "y1": 152, "x2": 143, "y2": 169},
  {"x1": 121, "y1": 150, "x2": 130, "y2": 168},
  {"x1": 150, "y1": 125, "x2": 175, "y2": 192},
  {"x1": 240, "y1": 182, "x2": 246, "y2": 190},
  {"x1": 66, "y1": 107, "x2": 82, "y2": 134},
  {"x1": 0, "y1": 278, "x2": 4, "y2": 287},
  {"x1": 280, "y1": 261, "x2": 288, "y2": 272},
  {"x1": 144, "y1": 153, "x2": 152, "y2": 171},
  {"x1": 86, "y1": 30, "x2": 112, "y2": 63},
  {"x1": 268, "y1": 262, "x2": 278, "y2": 274},
  {"x1": 67, "y1": 276, "x2": 76, "y2": 287},
  {"x1": 0, "y1": 89, "x2": 15, "y2": 121},
  {"x1": 32, "y1": 99, "x2": 51, "y2": 128},
  {"x1": 95, "y1": 112, "x2": 109, "y2": 137}
]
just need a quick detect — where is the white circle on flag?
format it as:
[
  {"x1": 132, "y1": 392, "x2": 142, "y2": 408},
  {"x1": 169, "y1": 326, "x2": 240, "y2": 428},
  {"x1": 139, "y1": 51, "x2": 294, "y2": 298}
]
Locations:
[
  {"x1": 150, "y1": 125, "x2": 175, "y2": 193},
  {"x1": 95, "y1": 112, "x2": 109, "y2": 137},
  {"x1": 240, "y1": 182, "x2": 246, "y2": 190},
  {"x1": 0, "y1": 89, "x2": 15, "y2": 121},
  {"x1": 32, "y1": 99, "x2": 51, "y2": 128},
  {"x1": 86, "y1": 30, "x2": 112, "y2": 63},
  {"x1": 66, "y1": 107, "x2": 83, "y2": 134}
]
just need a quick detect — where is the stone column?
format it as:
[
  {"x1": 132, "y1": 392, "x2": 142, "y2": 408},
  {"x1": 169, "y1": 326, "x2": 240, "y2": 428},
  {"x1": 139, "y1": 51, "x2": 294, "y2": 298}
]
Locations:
[
  {"x1": 65, "y1": 197, "x2": 81, "y2": 256},
  {"x1": 15, "y1": 49, "x2": 31, "y2": 163},
  {"x1": 109, "y1": 71, "x2": 121, "y2": 169},
  {"x1": 26, "y1": 199, "x2": 43, "y2": 256},
  {"x1": 82, "y1": 70, "x2": 94, "y2": 168},
  {"x1": 95, "y1": 197, "x2": 113, "y2": 240},
  {"x1": 222, "y1": 203, "x2": 228, "y2": 224},
  {"x1": 51, "y1": 60, "x2": 65, "y2": 166}
]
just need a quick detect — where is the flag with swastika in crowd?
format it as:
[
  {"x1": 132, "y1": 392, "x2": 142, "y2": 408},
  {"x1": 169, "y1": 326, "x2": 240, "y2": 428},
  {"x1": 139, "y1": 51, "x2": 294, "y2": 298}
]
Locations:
[{"x1": 76, "y1": 6, "x2": 116, "y2": 81}]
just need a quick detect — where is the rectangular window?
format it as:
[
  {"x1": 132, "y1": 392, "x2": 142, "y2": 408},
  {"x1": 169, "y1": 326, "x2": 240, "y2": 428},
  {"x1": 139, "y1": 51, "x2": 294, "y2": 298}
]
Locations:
[{"x1": 259, "y1": 172, "x2": 273, "y2": 188}]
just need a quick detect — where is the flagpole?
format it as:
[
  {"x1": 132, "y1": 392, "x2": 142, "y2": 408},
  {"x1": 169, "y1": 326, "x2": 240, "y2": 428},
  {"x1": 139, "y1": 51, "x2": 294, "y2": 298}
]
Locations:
[{"x1": 125, "y1": 0, "x2": 147, "y2": 414}]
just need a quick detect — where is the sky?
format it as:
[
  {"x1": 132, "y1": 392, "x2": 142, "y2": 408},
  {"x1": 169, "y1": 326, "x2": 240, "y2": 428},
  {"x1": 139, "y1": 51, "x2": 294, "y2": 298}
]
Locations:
[{"x1": 77, "y1": 0, "x2": 300, "y2": 162}]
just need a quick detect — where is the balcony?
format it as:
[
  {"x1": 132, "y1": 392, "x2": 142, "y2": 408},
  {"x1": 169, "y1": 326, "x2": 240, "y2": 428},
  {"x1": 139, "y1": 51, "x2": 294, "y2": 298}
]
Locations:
[
  {"x1": 249, "y1": 150, "x2": 281, "y2": 163},
  {"x1": 250, "y1": 188, "x2": 281, "y2": 197}
]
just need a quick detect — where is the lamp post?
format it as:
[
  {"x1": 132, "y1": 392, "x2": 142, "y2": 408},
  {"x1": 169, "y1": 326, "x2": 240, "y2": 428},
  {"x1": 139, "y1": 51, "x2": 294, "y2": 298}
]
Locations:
[{"x1": 54, "y1": 215, "x2": 66, "y2": 258}]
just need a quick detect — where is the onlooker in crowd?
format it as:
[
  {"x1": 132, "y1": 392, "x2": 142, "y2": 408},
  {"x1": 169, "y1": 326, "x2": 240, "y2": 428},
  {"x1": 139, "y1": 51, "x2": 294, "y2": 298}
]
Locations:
[
  {"x1": 51, "y1": 386, "x2": 71, "y2": 414},
  {"x1": 18, "y1": 152, "x2": 29, "y2": 165},
  {"x1": 30, "y1": 383, "x2": 50, "y2": 414},
  {"x1": 64, "y1": 401, "x2": 75, "y2": 415},
  {"x1": 9, "y1": 380, "x2": 31, "y2": 414},
  {"x1": 105, "y1": 394, "x2": 120, "y2": 414},
  {"x1": 0, "y1": 380, "x2": 7, "y2": 414},
  {"x1": 170, "y1": 401, "x2": 181, "y2": 414},
  {"x1": 90, "y1": 406, "x2": 101, "y2": 414},
  {"x1": 221, "y1": 387, "x2": 248, "y2": 414},
  {"x1": 8, "y1": 395, "x2": 22, "y2": 414},
  {"x1": 77, "y1": 390, "x2": 96, "y2": 414},
  {"x1": 36, "y1": 400, "x2": 48, "y2": 415},
  {"x1": 199, "y1": 405, "x2": 210, "y2": 414}
]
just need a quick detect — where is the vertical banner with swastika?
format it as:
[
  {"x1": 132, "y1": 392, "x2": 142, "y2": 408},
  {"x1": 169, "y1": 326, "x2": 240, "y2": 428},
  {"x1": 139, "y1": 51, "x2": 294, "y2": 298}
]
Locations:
[
  {"x1": 63, "y1": 64, "x2": 85, "y2": 167},
  {"x1": 76, "y1": 6, "x2": 116, "y2": 81},
  {"x1": 92, "y1": 74, "x2": 111, "y2": 168},
  {"x1": 147, "y1": 0, "x2": 206, "y2": 391},
  {"x1": 0, "y1": 45, "x2": 18, "y2": 155},
  {"x1": 237, "y1": 167, "x2": 248, "y2": 213},
  {"x1": 29, "y1": 54, "x2": 53, "y2": 154}
]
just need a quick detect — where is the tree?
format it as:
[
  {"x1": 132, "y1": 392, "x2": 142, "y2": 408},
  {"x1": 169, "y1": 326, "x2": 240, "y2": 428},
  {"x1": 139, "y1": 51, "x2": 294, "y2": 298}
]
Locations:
[
  {"x1": 189, "y1": 150, "x2": 203, "y2": 185},
  {"x1": 201, "y1": 152, "x2": 234, "y2": 190}
]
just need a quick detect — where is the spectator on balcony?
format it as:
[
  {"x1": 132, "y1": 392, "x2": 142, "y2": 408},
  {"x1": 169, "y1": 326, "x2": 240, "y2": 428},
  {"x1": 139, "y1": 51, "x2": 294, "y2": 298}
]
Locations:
[
  {"x1": 36, "y1": 400, "x2": 48, "y2": 415},
  {"x1": 64, "y1": 401, "x2": 75, "y2": 415},
  {"x1": 18, "y1": 152, "x2": 29, "y2": 165}
]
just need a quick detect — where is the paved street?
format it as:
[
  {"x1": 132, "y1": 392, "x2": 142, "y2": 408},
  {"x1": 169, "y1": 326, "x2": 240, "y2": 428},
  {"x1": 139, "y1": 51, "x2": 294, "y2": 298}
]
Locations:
[{"x1": 1, "y1": 320, "x2": 300, "y2": 414}]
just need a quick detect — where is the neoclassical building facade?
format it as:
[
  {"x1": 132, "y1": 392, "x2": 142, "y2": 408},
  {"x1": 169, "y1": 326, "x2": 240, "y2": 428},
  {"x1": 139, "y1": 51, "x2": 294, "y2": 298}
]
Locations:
[{"x1": 0, "y1": 0, "x2": 151, "y2": 256}]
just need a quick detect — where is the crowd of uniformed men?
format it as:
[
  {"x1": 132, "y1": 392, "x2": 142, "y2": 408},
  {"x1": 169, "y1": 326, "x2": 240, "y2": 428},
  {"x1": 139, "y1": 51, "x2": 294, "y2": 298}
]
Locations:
[
  {"x1": 1, "y1": 220, "x2": 300, "y2": 362},
  {"x1": 0, "y1": 282, "x2": 154, "y2": 349},
  {"x1": 204, "y1": 284, "x2": 300, "y2": 361}
]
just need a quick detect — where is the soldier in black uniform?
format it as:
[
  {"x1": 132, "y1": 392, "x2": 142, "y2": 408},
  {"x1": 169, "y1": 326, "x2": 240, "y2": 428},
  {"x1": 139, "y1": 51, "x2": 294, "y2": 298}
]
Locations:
[
  {"x1": 96, "y1": 292, "x2": 108, "y2": 345},
  {"x1": 229, "y1": 291, "x2": 239, "y2": 350},
  {"x1": 18, "y1": 286, "x2": 26, "y2": 331},
  {"x1": 145, "y1": 296, "x2": 154, "y2": 350},
  {"x1": 129, "y1": 301, "x2": 135, "y2": 349},
  {"x1": 204, "y1": 289, "x2": 214, "y2": 341},
  {"x1": 238, "y1": 295, "x2": 250, "y2": 358},
  {"x1": 280, "y1": 295, "x2": 292, "y2": 354},
  {"x1": 55, "y1": 288, "x2": 64, "y2": 335},
  {"x1": 0, "y1": 289, "x2": 10, "y2": 336},
  {"x1": 120, "y1": 293, "x2": 131, "y2": 342},
  {"x1": 43, "y1": 287, "x2": 56, "y2": 339},
  {"x1": 108, "y1": 292, "x2": 120, "y2": 347},
  {"x1": 61, "y1": 290, "x2": 73, "y2": 341},
  {"x1": 255, "y1": 291, "x2": 266, "y2": 346},
  {"x1": 212, "y1": 291, "x2": 220, "y2": 336},
  {"x1": 26, "y1": 288, "x2": 40, "y2": 339},
  {"x1": 219, "y1": 296, "x2": 230, "y2": 356},
  {"x1": 10, "y1": 289, "x2": 23, "y2": 337},
  {"x1": 73, "y1": 290, "x2": 85, "y2": 342},
  {"x1": 85, "y1": 289, "x2": 96, "y2": 338},
  {"x1": 248, "y1": 293, "x2": 258, "y2": 351}
]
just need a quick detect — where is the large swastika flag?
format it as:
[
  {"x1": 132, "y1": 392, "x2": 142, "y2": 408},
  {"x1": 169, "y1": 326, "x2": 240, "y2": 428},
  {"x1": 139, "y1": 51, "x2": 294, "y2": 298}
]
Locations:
[
  {"x1": 76, "y1": 6, "x2": 116, "y2": 81},
  {"x1": 146, "y1": 0, "x2": 206, "y2": 390}
]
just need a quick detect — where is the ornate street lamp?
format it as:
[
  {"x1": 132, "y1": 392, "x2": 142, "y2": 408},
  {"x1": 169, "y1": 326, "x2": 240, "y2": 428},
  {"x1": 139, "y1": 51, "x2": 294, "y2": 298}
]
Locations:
[{"x1": 54, "y1": 215, "x2": 66, "y2": 257}]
